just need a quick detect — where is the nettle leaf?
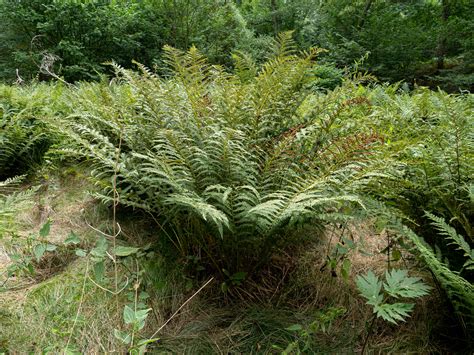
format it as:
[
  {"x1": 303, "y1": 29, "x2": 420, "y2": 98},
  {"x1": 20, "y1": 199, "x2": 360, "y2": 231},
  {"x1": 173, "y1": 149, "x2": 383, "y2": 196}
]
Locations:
[
  {"x1": 64, "y1": 231, "x2": 81, "y2": 245},
  {"x1": 91, "y1": 236, "x2": 108, "y2": 258},
  {"x1": 356, "y1": 271, "x2": 383, "y2": 306},
  {"x1": 374, "y1": 302, "x2": 414, "y2": 324},
  {"x1": 33, "y1": 243, "x2": 47, "y2": 262},
  {"x1": 383, "y1": 269, "x2": 431, "y2": 299},
  {"x1": 39, "y1": 220, "x2": 51, "y2": 238}
]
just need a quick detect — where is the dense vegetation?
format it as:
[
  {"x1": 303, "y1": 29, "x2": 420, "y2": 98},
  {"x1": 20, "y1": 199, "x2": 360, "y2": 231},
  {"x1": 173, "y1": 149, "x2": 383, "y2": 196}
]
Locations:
[
  {"x1": 0, "y1": 1, "x2": 473, "y2": 353},
  {"x1": 1, "y1": 0, "x2": 473, "y2": 90}
]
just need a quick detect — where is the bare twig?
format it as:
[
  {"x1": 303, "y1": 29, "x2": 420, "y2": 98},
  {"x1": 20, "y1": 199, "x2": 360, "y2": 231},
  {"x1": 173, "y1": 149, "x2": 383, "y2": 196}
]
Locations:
[
  {"x1": 149, "y1": 277, "x2": 214, "y2": 339},
  {"x1": 65, "y1": 261, "x2": 90, "y2": 353}
]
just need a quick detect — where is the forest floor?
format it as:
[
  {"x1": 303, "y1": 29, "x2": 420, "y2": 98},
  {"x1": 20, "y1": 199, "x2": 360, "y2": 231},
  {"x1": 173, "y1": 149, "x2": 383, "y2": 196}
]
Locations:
[{"x1": 0, "y1": 170, "x2": 462, "y2": 353}]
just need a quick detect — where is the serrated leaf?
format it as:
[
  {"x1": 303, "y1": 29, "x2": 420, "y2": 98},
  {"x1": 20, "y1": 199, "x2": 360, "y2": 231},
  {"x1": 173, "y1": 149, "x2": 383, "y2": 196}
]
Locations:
[
  {"x1": 114, "y1": 246, "x2": 140, "y2": 257},
  {"x1": 374, "y1": 302, "x2": 414, "y2": 324},
  {"x1": 39, "y1": 220, "x2": 51, "y2": 238},
  {"x1": 64, "y1": 231, "x2": 81, "y2": 245},
  {"x1": 356, "y1": 271, "x2": 383, "y2": 306},
  {"x1": 91, "y1": 236, "x2": 108, "y2": 258},
  {"x1": 383, "y1": 269, "x2": 430, "y2": 299},
  {"x1": 34, "y1": 243, "x2": 47, "y2": 262}
]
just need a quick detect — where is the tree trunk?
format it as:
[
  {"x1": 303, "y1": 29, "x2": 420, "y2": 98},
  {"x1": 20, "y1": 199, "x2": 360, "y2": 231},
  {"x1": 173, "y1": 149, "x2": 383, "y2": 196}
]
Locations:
[
  {"x1": 358, "y1": 0, "x2": 374, "y2": 29},
  {"x1": 436, "y1": 0, "x2": 450, "y2": 70},
  {"x1": 270, "y1": 0, "x2": 279, "y2": 35}
]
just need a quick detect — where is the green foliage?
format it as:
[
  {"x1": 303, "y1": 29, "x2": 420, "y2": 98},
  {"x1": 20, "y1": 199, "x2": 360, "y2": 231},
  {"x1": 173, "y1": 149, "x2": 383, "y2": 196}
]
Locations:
[
  {"x1": 0, "y1": 176, "x2": 35, "y2": 238},
  {"x1": 274, "y1": 307, "x2": 346, "y2": 354},
  {"x1": 0, "y1": 84, "x2": 58, "y2": 179},
  {"x1": 54, "y1": 39, "x2": 391, "y2": 280},
  {"x1": 394, "y1": 222, "x2": 474, "y2": 331},
  {"x1": 425, "y1": 212, "x2": 474, "y2": 272},
  {"x1": 0, "y1": 0, "x2": 262, "y2": 82},
  {"x1": 1, "y1": 0, "x2": 472, "y2": 89},
  {"x1": 356, "y1": 269, "x2": 430, "y2": 325},
  {"x1": 114, "y1": 303, "x2": 157, "y2": 354}
]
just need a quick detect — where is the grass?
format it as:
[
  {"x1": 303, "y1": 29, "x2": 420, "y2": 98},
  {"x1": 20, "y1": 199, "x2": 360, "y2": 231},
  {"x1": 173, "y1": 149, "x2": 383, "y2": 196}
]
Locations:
[{"x1": 0, "y1": 168, "x2": 462, "y2": 353}]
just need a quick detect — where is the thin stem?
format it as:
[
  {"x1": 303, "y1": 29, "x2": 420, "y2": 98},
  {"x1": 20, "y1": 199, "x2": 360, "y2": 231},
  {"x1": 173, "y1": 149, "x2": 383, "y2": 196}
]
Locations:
[
  {"x1": 149, "y1": 277, "x2": 214, "y2": 340},
  {"x1": 65, "y1": 261, "x2": 89, "y2": 353},
  {"x1": 361, "y1": 315, "x2": 376, "y2": 355},
  {"x1": 112, "y1": 129, "x2": 123, "y2": 310}
]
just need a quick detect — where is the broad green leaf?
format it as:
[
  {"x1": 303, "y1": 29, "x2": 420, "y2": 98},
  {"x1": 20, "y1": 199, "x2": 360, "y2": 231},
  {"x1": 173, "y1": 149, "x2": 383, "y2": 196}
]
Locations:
[
  {"x1": 34, "y1": 243, "x2": 47, "y2": 262},
  {"x1": 91, "y1": 236, "x2": 108, "y2": 258},
  {"x1": 93, "y1": 261, "x2": 105, "y2": 282},
  {"x1": 391, "y1": 249, "x2": 402, "y2": 261},
  {"x1": 383, "y1": 269, "x2": 430, "y2": 299},
  {"x1": 139, "y1": 291, "x2": 150, "y2": 300},
  {"x1": 135, "y1": 308, "x2": 152, "y2": 323},
  {"x1": 123, "y1": 305, "x2": 135, "y2": 324},
  {"x1": 356, "y1": 271, "x2": 383, "y2": 306},
  {"x1": 230, "y1": 271, "x2": 247, "y2": 282},
  {"x1": 114, "y1": 246, "x2": 140, "y2": 257},
  {"x1": 39, "y1": 220, "x2": 51, "y2": 238},
  {"x1": 374, "y1": 302, "x2": 414, "y2": 324},
  {"x1": 64, "y1": 231, "x2": 80, "y2": 245},
  {"x1": 221, "y1": 282, "x2": 229, "y2": 293}
]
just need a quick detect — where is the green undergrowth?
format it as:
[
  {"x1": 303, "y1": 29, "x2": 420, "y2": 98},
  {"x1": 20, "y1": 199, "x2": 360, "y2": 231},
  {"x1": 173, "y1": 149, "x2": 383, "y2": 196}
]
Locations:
[{"x1": 0, "y1": 40, "x2": 472, "y2": 352}]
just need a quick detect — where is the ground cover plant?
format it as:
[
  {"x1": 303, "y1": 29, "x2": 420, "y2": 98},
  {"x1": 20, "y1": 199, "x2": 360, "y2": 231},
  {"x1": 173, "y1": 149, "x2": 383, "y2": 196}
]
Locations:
[{"x1": 0, "y1": 33, "x2": 473, "y2": 353}]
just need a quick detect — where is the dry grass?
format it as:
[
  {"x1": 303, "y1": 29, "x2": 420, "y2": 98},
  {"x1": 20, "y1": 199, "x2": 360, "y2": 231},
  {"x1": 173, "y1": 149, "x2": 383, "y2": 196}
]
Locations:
[{"x1": 0, "y1": 171, "x2": 457, "y2": 353}]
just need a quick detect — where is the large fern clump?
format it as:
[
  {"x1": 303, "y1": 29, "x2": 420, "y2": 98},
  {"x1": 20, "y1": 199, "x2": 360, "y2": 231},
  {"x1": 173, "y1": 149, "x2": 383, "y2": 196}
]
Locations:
[
  {"x1": 367, "y1": 88, "x2": 473, "y2": 282},
  {"x1": 0, "y1": 84, "x2": 60, "y2": 179},
  {"x1": 56, "y1": 34, "x2": 390, "y2": 279}
]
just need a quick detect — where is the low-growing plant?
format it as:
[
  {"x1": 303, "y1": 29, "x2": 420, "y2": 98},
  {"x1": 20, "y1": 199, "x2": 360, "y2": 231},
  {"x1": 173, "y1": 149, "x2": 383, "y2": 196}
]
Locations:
[
  {"x1": 55, "y1": 35, "x2": 390, "y2": 283},
  {"x1": 357, "y1": 269, "x2": 430, "y2": 353},
  {"x1": 275, "y1": 306, "x2": 346, "y2": 354}
]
